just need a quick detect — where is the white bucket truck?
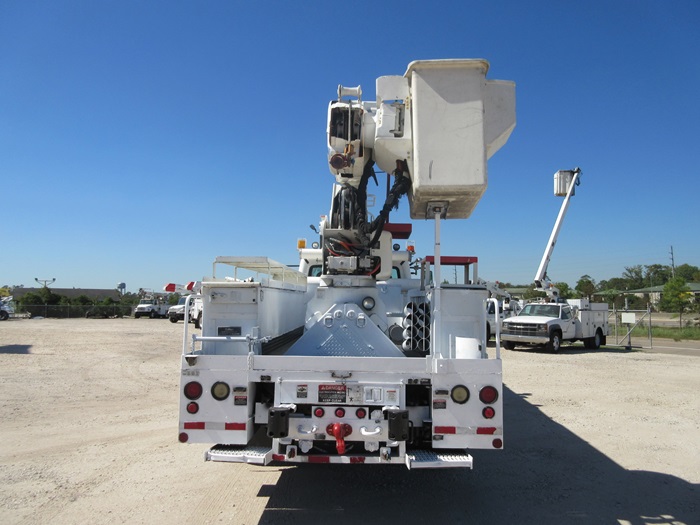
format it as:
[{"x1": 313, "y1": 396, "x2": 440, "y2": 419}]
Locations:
[
  {"x1": 501, "y1": 169, "x2": 609, "y2": 352},
  {"x1": 178, "y1": 59, "x2": 516, "y2": 469}
]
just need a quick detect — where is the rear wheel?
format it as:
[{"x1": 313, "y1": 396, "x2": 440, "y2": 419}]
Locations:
[
  {"x1": 503, "y1": 341, "x2": 516, "y2": 350},
  {"x1": 169, "y1": 315, "x2": 178, "y2": 323},
  {"x1": 150, "y1": 310, "x2": 158, "y2": 319},
  {"x1": 592, "y1": 329, "x2": 602, "y2": 349}
]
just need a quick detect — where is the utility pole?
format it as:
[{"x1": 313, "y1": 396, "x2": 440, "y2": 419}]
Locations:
[{"x1": 669, "y1": 246, "x2": 676, "y2": 278}]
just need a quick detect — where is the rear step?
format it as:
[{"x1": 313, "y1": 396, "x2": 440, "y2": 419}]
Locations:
[
  {"x1": 206, "y1": 445, "x2": 273, "y2": 465},
  {"x1": 405, "y1": 450, "x2": 473, "y2": 469},
  {"x1": 206, "y1": 445, "x2": 473, "y2": 469}
]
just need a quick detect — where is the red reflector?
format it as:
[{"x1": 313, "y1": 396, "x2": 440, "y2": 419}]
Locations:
[
  {"x1": 482, "y1": 406, "x2": 495, "y2": 419},
  {"x1": 477, "y1": 427, "x2": 497, "y2": 435},
  {"x1": 335, "y1": 408, "x2": 345, "y2": 418},
  {"x1": 350, "y1": 456, "x2": 366, "y2": 463},
  {"x1": 184, "y1": 422, "x2": 205, "y2": 430},
  {"x1": 225, "y1": 422, "x2": 246, "y2": 431},
  {"x1": 272, "y1": 454, "x2": 286, "y2": 462},
  {"x1": 308, "y1": 456, "x2": 330, "y2": 464},
  {"x1": 434, "y1": 426, "x2": 456, "y2": 434},
  {"x1": 355, "y1": 408, "x2": 367, "y2": 419},
  {"x1": 187, "y1": 402, "x2": 199, "y2": 414},
  {"x1": 178, "y1": 432, "x2": 188, "y2": 443},
  {"x1": 492, "y1": 438, "x2": 503, "y2": 449},
  {"x1": 314, "y1": 407, "x2": 325, "y2": 418}
]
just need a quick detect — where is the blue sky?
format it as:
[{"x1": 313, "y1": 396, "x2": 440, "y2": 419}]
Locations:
[{"x1": 2, "y1": 1, "x2": 699, "y2": 292}]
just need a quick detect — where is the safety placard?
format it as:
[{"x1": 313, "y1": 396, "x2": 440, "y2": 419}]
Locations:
[{"x1": 318, "y1": 384, "x2": 346, "y2": 403}]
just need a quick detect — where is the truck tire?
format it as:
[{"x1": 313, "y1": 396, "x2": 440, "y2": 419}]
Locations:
[
  {"x1": 134, "y1": 313, "x2": 141, "y2": 319},
  {"x1": 0, "y1": 310, "x2": 9, "y2": 321},
  {"x1": 503, "y1": 341, "x2": 516, "y2": 350},
  {"x1": 150, "y1": 310, "x2": 158, "y2": 319},
  {"x1": 547, "y1": 331, "x2": 562, "y2": 353},
  {"x1": 592, "y1": 329, "x2": 603, "y2": 349},
  {"x1": 169, "y1": 315, "x2": 178, "y2": 323}
]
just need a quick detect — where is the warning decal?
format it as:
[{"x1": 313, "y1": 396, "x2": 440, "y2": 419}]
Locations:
[{"x1": 318, "y1": 384, "x2": 347, "y2": 403}]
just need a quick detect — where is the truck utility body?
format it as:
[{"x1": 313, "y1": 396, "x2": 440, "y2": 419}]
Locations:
[
  {"x1": 180, "y1": 256, "x2": 503, "y2": 468},
  {"x1": 178, "y1": 59, "x2": 516, "y2": 469}
]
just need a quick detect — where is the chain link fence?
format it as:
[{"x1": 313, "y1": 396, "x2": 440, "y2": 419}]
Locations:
[{"x1": 15, "y1": 304, "x2": 136, "y2": 319}]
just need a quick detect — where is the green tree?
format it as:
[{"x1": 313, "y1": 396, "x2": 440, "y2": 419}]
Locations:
[
  {"x1": 643, "y1": 264, "x2": 672, "y2": 287},
  {"x1": 523, "y1": 287, "x2": 546, "y2": 301},
  {"x1": 575, "y1": 275, "x2": 596, "y2": 300},
  {"x1": 72, "y1": 295, "x2": 94, "y2": 306},
  {"x1": 554, "y1": 282, "x2": 573, "y2": 299},
  {"x1": 622, "y1": 265, "x2": 645, "y2": 289},
  {"x1": 659, "y1": 276, "x2": 692, "y2": 328},
  {"x1": 675, "y1": 263, "x2": 700, "y2": 282}
]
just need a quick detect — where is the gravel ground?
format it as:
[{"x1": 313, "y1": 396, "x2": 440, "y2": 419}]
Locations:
[{"x1": 0, "y1": 318, "x2": 698, "y2": 524}]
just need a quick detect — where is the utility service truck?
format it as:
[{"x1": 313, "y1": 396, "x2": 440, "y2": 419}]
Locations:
[
  {"x1": 163, "y1": 282, "x2": 203, "y2": 324},
  {"x1": 133, "y1": 293, "x2": 170, "y2": 319},
  {"x1": 178, "y1": 59, "x2": 516, "y2": 469},
  {"x1": 478, "y1": 280, "x2": 522, "y2": 340},
  {"x1": 501, "y1": 169, "x2": 609, "y2": 352}
]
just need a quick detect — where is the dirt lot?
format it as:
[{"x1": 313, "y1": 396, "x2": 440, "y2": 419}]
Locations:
[{"x1": 1, "y1": 318, "x2": 698, "y2": 524}]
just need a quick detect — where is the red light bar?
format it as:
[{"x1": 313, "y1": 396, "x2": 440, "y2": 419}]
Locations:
[
  {"x1": 424, "y1": 256, "x2": 478, "y2": 266},
  {"x1": 477, "y1": 427, "x2": 497, "y2": 435},
  {"x1": 434, "y1": 426, "x2": 456, "y2": 434},
  {"x1": 184, "y1": 422, "x2": 205, "y2": 430},
  {"x1": 224, "y1": 422, "x2": 246, "y2": 431}
]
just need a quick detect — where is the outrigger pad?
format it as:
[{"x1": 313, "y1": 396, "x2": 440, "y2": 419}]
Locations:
[
  {"x1": 267, "y1": 407, "x2": 291, "y2": 438},
  {"x1": 386, "y1": 408, "x2": 409, "y2": 441}
]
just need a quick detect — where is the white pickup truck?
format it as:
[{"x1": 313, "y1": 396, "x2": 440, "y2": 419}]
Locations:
[{"x1": 500, "y1": 299, "x2": 608, "y2": 353}]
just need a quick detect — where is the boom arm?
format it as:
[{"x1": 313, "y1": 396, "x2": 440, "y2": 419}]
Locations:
[{"x1": 534, "y1": 168, "x2": 581, "y2": 299}]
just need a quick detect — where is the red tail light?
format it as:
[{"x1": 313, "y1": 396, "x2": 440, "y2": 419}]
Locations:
[
  {"x1": 479, "y1": 386, "x2": 499, "y2": 404},
  {"x1": 187, "y1": 402, "x2": 199, "y2": 414},
  {"x1": 335, "y1": 408, "x2": 346, "y2": 418},
  {"x1": 355, "y1": 408, "x2": 367, "y2": 419},
  {"x1": 179, "y1": 432, "x2": 188, "y2": 443},
  {"x1": 314, "y1": 407, "x2": 325, "y2": 418},
  {"x1": 482, "y1": 406, "x2": 495, "y2": 419},
  {"x1": 184, "y1": 381, "x2": 203, "y2": 400}
]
